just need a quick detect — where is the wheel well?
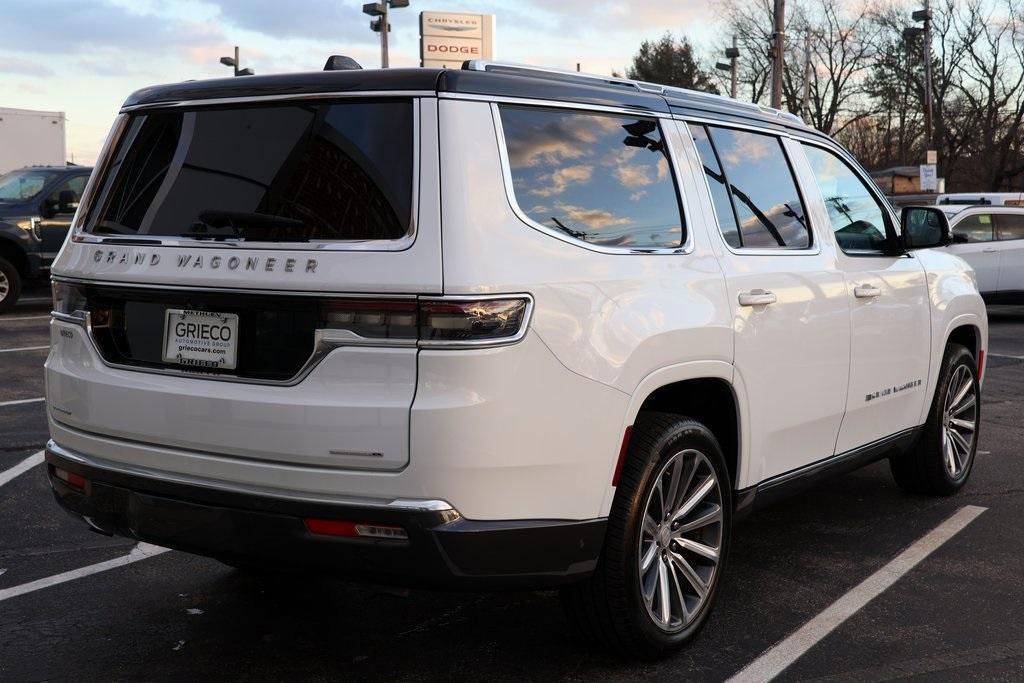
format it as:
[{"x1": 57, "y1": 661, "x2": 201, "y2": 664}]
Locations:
[
  {"x1": 947, "y1": 325, "x2": 979, "y2": 359},
  {"x1": 0, "y1": 238, "x2": 29, "y2": 277},
  {"x1": 635, "y1": 378, "x2": 739, "y2": 487}
]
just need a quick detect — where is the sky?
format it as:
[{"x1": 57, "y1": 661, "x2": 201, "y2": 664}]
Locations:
[{"x1": 0, "y1": 0, "x2": 723, "y2": 165}]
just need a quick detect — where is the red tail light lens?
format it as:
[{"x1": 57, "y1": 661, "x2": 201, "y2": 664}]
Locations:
[
  {"x1": 54, "y1": 467, "x2": 87, "y2": 491},
  {"x1": 419, "y1": 298, "x2": 530, "y2": 346},
  {"x1": 304, "y1": 518, "x2": 408, "y2": 540},
  {"x1": 319, "y1": 297, "x2": 531, "y2": 347}
]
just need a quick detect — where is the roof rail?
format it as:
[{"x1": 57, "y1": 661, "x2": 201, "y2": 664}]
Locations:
[{"x1": 462, "y1": 60, "x2": 805, "y2": 126}]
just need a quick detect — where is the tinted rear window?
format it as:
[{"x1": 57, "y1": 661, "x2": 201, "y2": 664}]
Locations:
[{"x1": 85, "y1": 99, "x2": 413, "y2": 241}]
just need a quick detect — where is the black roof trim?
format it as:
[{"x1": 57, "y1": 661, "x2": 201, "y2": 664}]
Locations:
[
  {"x1": 122, "y1": 69, "x2": 444, "y2": 108},
  {"x1": 118, "y1": 66, "x2": 812, "y2": 135}
]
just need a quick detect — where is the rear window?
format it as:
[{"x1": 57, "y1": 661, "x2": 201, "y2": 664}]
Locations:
[
  {"x1": 499, "y1": 105, "x2": 685, "y2": 250},
  {"x1": 84, "y1": 99, "x2": 413, "y2": 242}
]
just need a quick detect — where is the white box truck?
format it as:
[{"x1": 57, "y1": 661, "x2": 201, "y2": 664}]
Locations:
[{"x1": 0, "y1": 107, "x2": 67, "y2": 174}]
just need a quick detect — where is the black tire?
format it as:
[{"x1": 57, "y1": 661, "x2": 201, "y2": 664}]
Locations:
[
  {"x1": 0, "y1": 257, "x2": 22, "y2": 313},
  {"x1": 890, "y1": 343, "x2": 980, "y2": 496},
  {"x1": 561, "y1": 412, "x2": 732, "y2": 658}
]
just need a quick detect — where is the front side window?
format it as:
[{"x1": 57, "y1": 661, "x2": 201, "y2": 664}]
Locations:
[
  {"x1": 952, "y1": 214, "x2": 995, "y2": 243},
  {"x1": 997, "y1": 213, "x2": 1024, "y2": 241},
  {"x1": 84, "y1": 99, "x2": 414, "y2": 242},
  {"x1": 801, "y1": 144, "x2": 891, "y2": 254},
  {"x1": 48, "y1": 175, "x2": 89, "y2": 214},
  {"x1": 499, "y1": 105, "x2": 685, "y2": 249},
  {"x1": 691, "y1": 125, "x2": 810, "y2": 249}
]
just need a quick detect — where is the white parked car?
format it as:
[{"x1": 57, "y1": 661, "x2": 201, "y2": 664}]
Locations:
[
  {"x1": 45, "y1": 61, "x2": 987, "y2": 657},
  {"x1": 937, "y1": 191, "x2": 1024, "y2": 207},
  {"x1": 939, "y1": 205, "x2": 1024, "y2": 303}
]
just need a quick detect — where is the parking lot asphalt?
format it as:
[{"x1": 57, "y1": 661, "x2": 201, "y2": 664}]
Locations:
[{"x1": 2, "y1": 290, "x2": 1023, "y2": 681}]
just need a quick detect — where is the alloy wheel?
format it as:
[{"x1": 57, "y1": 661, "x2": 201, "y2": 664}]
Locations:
[
  {"x1": 942, "y1": 364, "x2": 977, "y2": 478},
  {"x1": 0, "y1": 270, "x2": 8, "y2": 301},
  {"x1": 638, "y1": 449, "x2": 723, "y2": 632}
]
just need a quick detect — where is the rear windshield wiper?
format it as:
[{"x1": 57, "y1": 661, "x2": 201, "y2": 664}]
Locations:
[{"x1": 178, "y1": 209, "x2": 310, "y2": 242}]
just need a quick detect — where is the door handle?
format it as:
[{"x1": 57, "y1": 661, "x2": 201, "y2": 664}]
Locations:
[
  {"x1": 854, "y1": 284, "x2": 881, "y2": 298},
  {"x1": 738, "y1": 289, "x2": 777, "y2": 306},
  {"x1": 982, "y1": 247, "x2": 998, "y2": 253}
]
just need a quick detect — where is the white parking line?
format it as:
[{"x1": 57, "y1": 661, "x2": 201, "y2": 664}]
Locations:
[
  {"x1": 0, "y1": 397, "x2": 45, "y2": 408},
  {"x1": 728, "y1": 505, "x2": 988, "y2": 683},
  {"x1": 0, "y1": 345, "x2": 49, "y2": 353},
  {"x1": 0, "y1": 314, "x2": 51, "y2": 322},
  {"x1": 989, "y1": 352, "x2": 1024, "y2": 360},
  {"x1": 0, "y1": 450, "x2": 44, "y2": 488},
  {"x1": 0, "y1": 543, "x2": 171, "y2": 603}
]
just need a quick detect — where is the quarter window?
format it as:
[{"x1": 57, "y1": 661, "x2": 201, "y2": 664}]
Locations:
[
  {"x1": 801, "y1": 143, "x2": 890, "y2": 254},
  {"x1": 499, "y1": 105, "x2": 685, "y2": 249},
  {"x1": 952, "y1": 214, "x2": 995, "y2": 243},
  {"x1": 997, "y1": 213, "x2": 1024, "y2": 240},
  {"x1": 691, "y1": 124, "x2": 810, "y2": 249}
]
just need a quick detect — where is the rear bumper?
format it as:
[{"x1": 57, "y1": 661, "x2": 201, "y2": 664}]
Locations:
[{"x1": 45, "y1": 441, "x2": 605, "y2": 590}]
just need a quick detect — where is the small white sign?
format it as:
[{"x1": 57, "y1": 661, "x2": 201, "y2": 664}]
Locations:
[
  {"x1": 419, "y1": 11, "x2": 495, "y2": 67},
  {"x1": 926, "y1": 149, "x2": 938, "y2": 165},
  {"x1": 920, "y1": 164, "x2": 938, "y2": 191}
]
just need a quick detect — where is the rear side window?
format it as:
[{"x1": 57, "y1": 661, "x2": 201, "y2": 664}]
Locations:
[
  {"x1": 499, "y1": 105, "x2": 685, "y2": 250},
  {"x1": 997, "y1": 214, "x2": 1024, "y2": 241},
  {"x1": 690, "y1": 124, "x2": 810, "y2": 250},
  {"x1": 85, "y1": 99, "x2": 414, "y2": 242},
  {"x1": 953, "y1": 214, "x2": 995, "y2": 243}
]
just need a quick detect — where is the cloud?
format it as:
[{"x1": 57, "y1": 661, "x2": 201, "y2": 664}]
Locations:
[
  {"x1": 614, "y1": 164, "x2": 653, "y2": 189},
  {"x1": 201, "y1": 0, "x2": 367, "y2": 42},
  {"x1": 0, "y1": 57, "x2": 54, "y2": 77},
  {"x1": 531, "y1": 164, "x2": 593, "y2": 196},
  {"x1": 554, "y1": 202, "x2": 631, "y2": 230}
]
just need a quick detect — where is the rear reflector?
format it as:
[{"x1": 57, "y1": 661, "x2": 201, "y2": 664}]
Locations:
[
  {"x1": 978, "y1": 349, "x2": 985, "y2": 381},
  {"x1": 611, "y1": 425, "x2": 634, "y2": 487},
  {"x1": 54, "y1": 467, "x2": 87, "y2": 491},
  {"x1": 304, "y1": 518, "x2": 408, "y2": 540}
]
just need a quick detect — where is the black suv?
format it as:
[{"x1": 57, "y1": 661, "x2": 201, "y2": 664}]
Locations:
[{"x1": 0, "y1": 165, "x2": 93, "y2": 311}]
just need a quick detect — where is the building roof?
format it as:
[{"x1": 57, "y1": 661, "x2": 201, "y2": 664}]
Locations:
[{"x1": 121, "y1": 60, "x2": 819, "y2": 136}]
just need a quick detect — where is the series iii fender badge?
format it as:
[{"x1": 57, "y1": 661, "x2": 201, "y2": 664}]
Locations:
[{"x1": 866, "y1": 379, "x2": 922, "y2": 402}]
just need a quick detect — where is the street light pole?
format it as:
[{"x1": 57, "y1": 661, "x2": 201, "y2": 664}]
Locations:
[
  {"x1": 730, "y1": 35, "x2": 738, "y2": 99},
  {"x1": 921, "y1": 0, "x2": 934, "y2": 151},
  {"x1": 770, "y1": 0, "x2": 786, "y2": 109},
  {"x1": 380, "y1": 1, "x2": 389, "y2": 68},
  {"x1": 802, "y1": 31, "x2": 811, "y2": 119}
]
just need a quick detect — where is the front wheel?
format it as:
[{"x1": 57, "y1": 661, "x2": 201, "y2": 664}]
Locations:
[
  {"x1": 0, "y1": 257, "x2": 22, "y2": 313},
  {"x1": 890, "y1": 343, "x2": 980, "y2": 495},
  {"x1": 561, "y1": 413, "x2": 731, "y2": 658}
]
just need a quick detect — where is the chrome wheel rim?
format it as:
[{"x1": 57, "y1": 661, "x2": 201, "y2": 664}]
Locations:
[
  {"x1": 942, "y1": 364, "x2": 977, "y2": 478},
  {"x1": 0, "y1": 270, "x2": 8, "y2": 300},
  {"x1": 638, "y1": 449, "x2": 723, "y2": 632}
]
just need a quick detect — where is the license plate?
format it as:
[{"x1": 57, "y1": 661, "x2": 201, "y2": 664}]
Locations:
[{"x1": 162, "y1": 309, "x2": 239, "y2": 370}]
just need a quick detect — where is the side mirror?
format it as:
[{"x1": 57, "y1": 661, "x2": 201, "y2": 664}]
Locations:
[
  {"x1": 901, "y1": 206, "x2": 951, "y2": 250},
  {"x1": 40, "y1": 198, "x2": 59, "y2": 220},
  {"x1": 58, "y1": 190, "x2": 79, "y2": 214}
]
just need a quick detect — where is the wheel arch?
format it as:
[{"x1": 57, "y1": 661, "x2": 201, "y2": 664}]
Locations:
[
  {"x1": 599, "y1": 361, "x2": 745, "y2": 517},
  {"x1": 0, "y1": 236, "x2": 30, "y2": 277}
]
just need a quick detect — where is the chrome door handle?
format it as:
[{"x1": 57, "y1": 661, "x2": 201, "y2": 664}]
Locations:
[
  {"x1": 738, "y1": 289, "x2": 777, "y2": 306},
  {"x1": 854, "y1": 284, "x2": 881, "y2": 298},
  {"x1": 982, "y1": 247, "x2": 998, "y2": 253}
]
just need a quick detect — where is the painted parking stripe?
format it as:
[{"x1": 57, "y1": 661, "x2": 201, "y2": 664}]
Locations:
[
  {"x1": 988, "y1": 352, "x2": 1024, "y2": 360},
  {"x1": 0, "y1": 345, "x2": 49, "y2": 354},
  {"x1": 728, "y1": 505, "x2": 988, "y2": 683},
  {"x1": 0, "y1": 397, "x2": 45, "y2": 408},
  {"x1": 0, "y1": 314, "x2": 51, "y2": 322},
  {"x1": 16, "y1": 296, "x2": 51, "y2": 304},
  {"x1": 0, "y1": 543, "x2": 171, "y2": 603},
  {"x1": 0, "y1": 450, "x2": 44, "y2": 488}
]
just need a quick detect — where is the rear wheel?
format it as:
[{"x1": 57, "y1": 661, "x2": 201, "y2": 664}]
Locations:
[
  {"x1": 562, "y1": 413, "x2": 731, "y2": 658},
  {"x1": 890, "y1": 343, "x2": 979, "y2": 495},
  {"x1": 0, "y1": 257, "x2": 22, "y2": 313}
]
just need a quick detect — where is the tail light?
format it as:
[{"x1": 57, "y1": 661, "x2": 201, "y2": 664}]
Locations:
[
  {"x1": 52, "y1": 281, "x2": 89, "y2": 321},
  {"x1": 320, "y1": 296, "x2": 531, "y2": 348},
  {"x1": 54, "y1": 467, "x2": 87, "y2": 491}
]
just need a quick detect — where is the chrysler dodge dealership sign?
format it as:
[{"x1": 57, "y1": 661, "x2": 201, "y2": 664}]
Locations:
[{"x1": 420, "y1": 11, "x2": 496, "y2": 69}]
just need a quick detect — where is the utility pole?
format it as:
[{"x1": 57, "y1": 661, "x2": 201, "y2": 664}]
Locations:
[
  {"x1": 802, "y1": 31, "x2": 811, "y2": 119},
  {"x1": 770, "y1": 0, "x2": 786, "y2": 109},
  {"x1": 219, "y1": 46, "x2": 254, "y2": 77}
]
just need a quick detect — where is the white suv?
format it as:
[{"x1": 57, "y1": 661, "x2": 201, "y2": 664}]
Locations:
[
  {"x1": 941, "y1": 205, "x2": 1024, "y2": 303},
  {"x1": 45, "y1": 61, "x2": 987, "y2": 657}
]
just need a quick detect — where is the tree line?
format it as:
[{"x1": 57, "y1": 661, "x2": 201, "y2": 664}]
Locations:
[{"x1": 626, "y1": 0, "x2": 1024, "y2": 192}]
